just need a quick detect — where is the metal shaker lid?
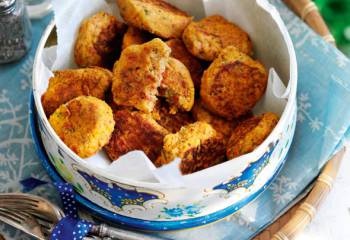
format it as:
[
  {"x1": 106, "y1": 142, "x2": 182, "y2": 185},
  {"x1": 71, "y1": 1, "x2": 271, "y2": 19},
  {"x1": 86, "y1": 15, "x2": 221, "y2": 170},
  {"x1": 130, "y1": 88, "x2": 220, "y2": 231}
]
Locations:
[{"x1": 0, "y1": 0, "x2": 15, "y2": 12}]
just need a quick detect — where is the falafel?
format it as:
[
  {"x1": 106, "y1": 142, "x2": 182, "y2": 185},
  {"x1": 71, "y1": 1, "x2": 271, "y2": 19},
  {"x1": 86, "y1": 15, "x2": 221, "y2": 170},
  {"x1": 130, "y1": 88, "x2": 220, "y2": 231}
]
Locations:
[
  {"x1": 104, "y1": 110, "x2": 168, "y2": 162},
  {"x1": 74, "y1": 11, "x2": 126, "y2": 68},
  {"x1": 122, "y1": 26, "x2": 153, "y2": 50},
  {"x1": 182, "y1": 15, "x2": 252, "y2": 61},
  {"x1": 112, "y1": 38, "x2": 171, "y2": 113},
  {"x1": 200, "y1": 45, "x2": 268, "y2": 119},
  {"x1": 151, "y1": 100, "x2": 194, "y2": 133},
  {"x1": 49, "y1": 96, "x2": 115, "y2": 158},
  {"x1": 117, "y1": 0, "x2": 192, "y2": 39},
  {"x1": 42, "y1": 67, "x2": 113, "y2": 116},
  {"x1": 166, "y1": 39, "x2": 203, "y2": 90},
  {"x1": 226, "y1": 112, "x2": 279, "y2": 159},
  {"x1": 159, "y1": 57, "x2": 195, "y2": 114},
  {"x1": 192, "y1": 100, "x2": 236, "y2": 141},
  {"x1": 157, "y1": 121, "x2": 225, "y2": 174}
]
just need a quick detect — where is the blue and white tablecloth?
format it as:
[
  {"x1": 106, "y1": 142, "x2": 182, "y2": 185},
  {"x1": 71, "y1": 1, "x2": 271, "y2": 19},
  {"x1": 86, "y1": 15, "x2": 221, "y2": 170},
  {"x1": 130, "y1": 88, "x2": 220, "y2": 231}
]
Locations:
[{"x1": 1, "y1": 1, "x2": 350, "y2": 239}]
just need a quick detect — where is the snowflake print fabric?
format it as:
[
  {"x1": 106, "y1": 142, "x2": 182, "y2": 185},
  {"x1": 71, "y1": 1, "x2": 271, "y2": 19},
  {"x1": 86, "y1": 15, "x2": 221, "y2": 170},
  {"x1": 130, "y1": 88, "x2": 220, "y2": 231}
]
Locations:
[
  {"x1": 0, "y1": 14, "x2": 58, "y2": 239},
  {"x1": 270, "y1": 175, "x2": 298, "y2": 205}
]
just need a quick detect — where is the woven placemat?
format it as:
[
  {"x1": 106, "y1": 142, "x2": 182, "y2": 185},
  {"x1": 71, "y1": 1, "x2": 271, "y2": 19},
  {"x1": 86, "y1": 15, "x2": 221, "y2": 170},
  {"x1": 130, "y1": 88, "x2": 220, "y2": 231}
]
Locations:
[{"x1": 254, "y1": 202, "x2": 301, "y2": 240}]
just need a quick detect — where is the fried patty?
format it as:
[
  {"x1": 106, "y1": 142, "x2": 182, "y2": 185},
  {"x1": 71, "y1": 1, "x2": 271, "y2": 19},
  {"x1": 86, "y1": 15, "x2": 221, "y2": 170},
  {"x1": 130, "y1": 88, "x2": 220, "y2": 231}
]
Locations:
[
  {"x1": 112, "y1": 60, "x2": 119, "y2": 75},
  {"x1": 200, "y1": 46, "x2": 268, "y2": 119},
  {"x1": 226, "y1": 112, "x2": 279, "y2": 159},
  {"x1": 157, "y1": 121, "x2": 225, "y2": 174},
  {"x1": 42, "y1": 67, "x2": 113, "y2": 116},
  {"x1": 105, "y1": 89, "x2": 134, "y2": 113},
  {"x1": 192, "y1": 100, "x2": 237, "y2": 141},
  {"x1": 192, "y1": 100, "x2": 254, "y2": 142},
  {"x1": 74, "y1": 11, "x2": 126, "y2": 68},
  {"x1": 117, "y1": 0, "x2": 192, "y2": 39},
  {"x1": 122, "y1": 26, "x2": 153, "y2": 50},
  {"x1": 151, "y1": 100, "x2": 193, "y2": 133},
  {"x1": 166, "y1": 39, "x2": 203, "y2": 90},
  {"x1": 104, "y1": 110, "x2": 168, "y2": 162},
  {"x1": 49, "y1": 96, "x2": 115, "y2": 158},
  {"x1": 159, "y1": 57, "x2": 195, "y2": 114},
  {"x1": 112, "y1": 38, "x2": 171, "y2": 113},
  {"x1": 182, "y1": 15, "x2": 253, "y2": 61}
]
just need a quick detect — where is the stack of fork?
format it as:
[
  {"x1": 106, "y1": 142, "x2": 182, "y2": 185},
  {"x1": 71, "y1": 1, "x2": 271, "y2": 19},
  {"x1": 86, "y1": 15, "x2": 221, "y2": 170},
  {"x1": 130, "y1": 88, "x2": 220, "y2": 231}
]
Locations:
[
  {"x1": 0, "y1": 193, "x2": 168, "y2": 240},
  {"x1": 0, "y1": 193, "x2": 65, "y2": 239}
]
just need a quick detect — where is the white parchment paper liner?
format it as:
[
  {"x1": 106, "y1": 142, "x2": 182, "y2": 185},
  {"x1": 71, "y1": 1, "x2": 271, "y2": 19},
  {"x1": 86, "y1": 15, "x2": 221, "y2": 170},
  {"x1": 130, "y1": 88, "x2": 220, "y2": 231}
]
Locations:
[{"x1": 37, "y1": 0, "x2": 293, "y2": 189}]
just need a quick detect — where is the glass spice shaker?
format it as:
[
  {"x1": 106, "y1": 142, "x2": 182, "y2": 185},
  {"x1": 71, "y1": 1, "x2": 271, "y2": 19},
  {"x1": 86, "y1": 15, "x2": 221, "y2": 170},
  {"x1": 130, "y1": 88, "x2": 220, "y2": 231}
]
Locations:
[{"x1": 0, "y1": 0, "x2": 32, "y2": 64}]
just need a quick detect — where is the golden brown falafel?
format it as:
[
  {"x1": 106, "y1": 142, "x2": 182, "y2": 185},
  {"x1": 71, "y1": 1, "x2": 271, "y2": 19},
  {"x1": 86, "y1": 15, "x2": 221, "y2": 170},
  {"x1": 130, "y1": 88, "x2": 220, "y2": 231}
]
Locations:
[
  {"x1": 104, "y1": 110, "x2": 168, "y2": 162},
  {"x1": 117, "y1": 0, "x2": 192, "y2": 39},
  {"x1": 226, "y1": 112, "x2": 279, "y2": 159},
  {"x1": 74, "y1": 11, "x2": 126, "y2": 68},
  {"x1": 192, "y1": 100, "x2": 254, "y2": 142},
  {"x1": 49, "y1": 96, "x2": 115, "y2": 158},
  {"x1": 182, "y1": 15, "x2": 253, "y2": 61},
  {"x1": 200, "y1": 46, "x2": 268, "y2": 119},
  {"x1": 122, "y1": 26, "x2": 153, "y2": 50},
  {"x1": 112, "y1": 38, "x2": 171, "y2": 113},
  {"x1": 159, "y1": 57, "x2": 195, "y2": 114},
  {"x1": 112, "y1": 60, "x2": 119, "y2": 75},
  {"x1": 166, "y1": 39, "x2": 203, "y2": 90},
  {"x1": 157, "y1": 121, "x2": 226, "y2": 174},
  {"x1": 192, "y1": 100, "x2": 237, "y2": 141},
  {"x1": 105, "y1": 89, "x2": 134, "y2": 113},
  {"x1": 151, "y1": 100, "x2": 194, "y2": 133},
  {"x1": 41, "y1": 67, "x2": 113, "y2": 116}
]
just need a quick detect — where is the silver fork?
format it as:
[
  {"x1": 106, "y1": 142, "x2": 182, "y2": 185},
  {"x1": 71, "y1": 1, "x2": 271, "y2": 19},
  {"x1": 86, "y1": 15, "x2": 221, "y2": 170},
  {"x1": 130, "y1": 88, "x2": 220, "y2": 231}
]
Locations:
[
  {"x1": 0, "y1": 193, "x2": 169, "y2": 240},
  {"x1": 0, "y1": 207, "x2": 101, "y2": 240},
  {"x1": 0, "y1": 207, "x2": 47, "y2": 239},
  {"x1": 0, "y1": 193, "x2": 63, "y2": 222}
]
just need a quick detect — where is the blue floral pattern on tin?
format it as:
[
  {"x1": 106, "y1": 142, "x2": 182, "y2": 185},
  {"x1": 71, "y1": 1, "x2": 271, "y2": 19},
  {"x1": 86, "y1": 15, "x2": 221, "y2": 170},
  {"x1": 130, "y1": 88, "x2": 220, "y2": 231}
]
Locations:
[
  {"x1": 163, "y1": 207, "x2": 184, "y2": 217},
  {"x1": 77, "y1": 170, "x2": 163, "y2": 209},
  {"x1": 184, "y1": 205, "x2": 202, "y2": 216},
  {"x1": 213, "y1": 141, "x2": 278, "y2": 193},
  {"x1": 159, "y1": 203, "x2": 204, "y2": 219}
]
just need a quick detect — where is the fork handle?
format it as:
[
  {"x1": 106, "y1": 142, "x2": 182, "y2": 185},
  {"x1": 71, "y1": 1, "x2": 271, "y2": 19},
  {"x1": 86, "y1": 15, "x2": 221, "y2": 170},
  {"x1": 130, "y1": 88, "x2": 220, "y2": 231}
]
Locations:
[{"x1": 91, "y1": 224, "x2": 170, "y2": 240}]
